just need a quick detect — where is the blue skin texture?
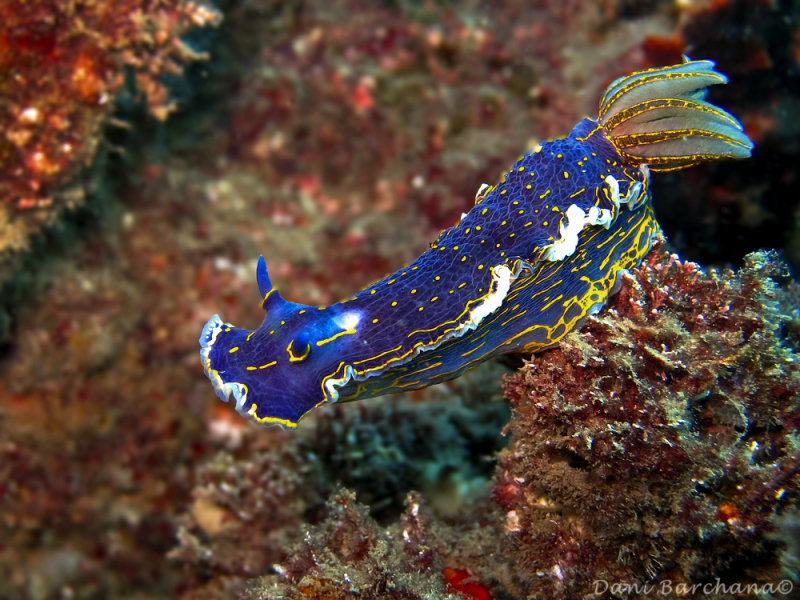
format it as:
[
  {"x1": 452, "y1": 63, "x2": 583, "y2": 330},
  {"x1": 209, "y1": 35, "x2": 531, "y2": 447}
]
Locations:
[{"x1": 200, "y1": 60, "x2": 752, "y2": 428}]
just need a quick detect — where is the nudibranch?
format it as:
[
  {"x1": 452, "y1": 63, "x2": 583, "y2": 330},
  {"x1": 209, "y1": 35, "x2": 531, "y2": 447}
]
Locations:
[{"x1": 200, "y1": 59, "x2": 753, "y2": 429}]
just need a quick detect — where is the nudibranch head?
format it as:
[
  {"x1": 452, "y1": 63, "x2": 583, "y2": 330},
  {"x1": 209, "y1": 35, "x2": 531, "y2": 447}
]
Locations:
[{"x1": 199, "y1": 257, "x2": 368, "y2": 427}]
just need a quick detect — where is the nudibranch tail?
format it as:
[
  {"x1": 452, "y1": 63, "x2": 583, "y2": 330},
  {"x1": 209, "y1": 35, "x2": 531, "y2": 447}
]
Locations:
[{"x1": 599, "y1": 59, "x2": 753, "y2": 171}]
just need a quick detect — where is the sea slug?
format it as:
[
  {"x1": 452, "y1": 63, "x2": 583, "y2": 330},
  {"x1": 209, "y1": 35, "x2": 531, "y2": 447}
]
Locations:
[{"x1": 200, "y1": 59, "x2": 753, "y2": 428}]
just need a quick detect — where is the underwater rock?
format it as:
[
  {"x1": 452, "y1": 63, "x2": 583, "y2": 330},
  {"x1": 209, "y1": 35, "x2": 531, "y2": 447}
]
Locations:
[
  {"x1": 496, "y1": 248, "x2": 800, "y2": 598},
  {"x1": 171, "y1": 363, "x2": 508, "y2": 597},
  {"x1": 249, "y1": 489, "x2": 455, "y2": 600},
  {"x1": 0, "y1": 0, "x2": 220, "y2": 270}
]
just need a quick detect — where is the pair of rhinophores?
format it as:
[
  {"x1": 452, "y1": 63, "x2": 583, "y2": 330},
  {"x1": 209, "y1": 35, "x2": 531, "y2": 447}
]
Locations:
[{"x1": 200, "y1": 59, "x2": 753, "y2": 429}]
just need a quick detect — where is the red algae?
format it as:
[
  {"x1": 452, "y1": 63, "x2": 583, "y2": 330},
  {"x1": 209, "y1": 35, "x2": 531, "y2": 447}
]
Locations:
[
  {"x1": 495, "y1": 247, "x2": 800, "y2": 599},
  {"x1": 0, "y1": 0, "x2": 220, "y2": 265},
  {"x1": 443, "y1": 568, "x2": 494, "y2": 600}
]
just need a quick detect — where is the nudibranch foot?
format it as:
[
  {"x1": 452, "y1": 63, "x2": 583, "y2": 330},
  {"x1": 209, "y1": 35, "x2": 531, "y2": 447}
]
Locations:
[{"x1": 200, "y1": 58, "x2": 753, "y2": 428}]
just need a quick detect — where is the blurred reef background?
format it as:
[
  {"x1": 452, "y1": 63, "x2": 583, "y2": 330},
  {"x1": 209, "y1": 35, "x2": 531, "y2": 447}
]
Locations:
[{"x1": 1, "y1": 0, "x2": 799, "y2": 598}]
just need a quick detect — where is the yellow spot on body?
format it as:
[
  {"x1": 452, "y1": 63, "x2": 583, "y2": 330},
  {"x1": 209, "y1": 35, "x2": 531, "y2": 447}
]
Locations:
[
  {"x1": 412, "y1": 266, "x2": 419, "y2": 270},
  {"x1": 246, "y1": 366, "x2": 256, "y2": 371},
  {"x1": 458, "y1": 282, "x2": 467, "y2": 288},
  {"x1": 526, "y1": 184, "x2": 532, "y2": 190},
  {"x1": 513, "y1": 200, "x2": 519, "y2": 205},
  {"x1": 500, "y1": 189, "x2": 507, "y2": 195},
  {"x1": 431, "y1": 296, "x2": 438, "y2": 302},
  {"x1": 418, "y1": 306, "x2": 424, "y2": 312},
  {"x1": 246, "y1": 332, "x2": 255, "y2": 342},
  {"x1": 449, "y1": 290, "x2": 455, "y2": 294},
  {"x1": 316, "y1": 328, "x2": 357, "y2": 346},
  {"x1": 465, "y1": 228, "x2": 471, "y2": 234},
  {"x1": 543, "y1": 221, "x2": 549, "y2": 226},
  {"x1": 481, "y1": 208, "x2": 488, "y2": 216},
  {"x1": 280, "y1": 320, "x2": 286, "y2": 325},
  {"x1": 388, "y1": 278, "x2": 396, "y2": 285},
  {"x1": 298, "y1": 309, "x2": 306, "y2": 314},
  {"x1": 460, "y1": 342, "x2": 485, "y2": 358},
  {"x1": 510, "y1": 233, "x2": 516, "y2": 238},
  {"x1": 476, "y1": 225, "x2": 482, "y2": 231},
  {"x1": 461, "y1": 256, "x2": 467, "y2": 262},
  {"x1": 501, "y1": 220, "x2": 507, "y2": 226},
  {"x1": 539, "y1": 189, "x2": 551, "y2": 199},
  {"x1": 435, "y1": 275, "x2": 441, "y2": 281},
  {"x1": 391, "y1": 301, "x2": 398, "y2": 307},
  {"x1": 411, "y1": 289, "x2": 417, "y2": 294},
  {"x1": 542, "y1": 294, "x2": 564, "y2": 311},
  {"x1": 269, "y1": 330, "x2": 275, "y2": 335},
  {"x1": 453, "y1": 245, "x2": 460, "y2": 250},
  {"x1": 259, "y1": 361, "x2": 277, "y2": 369},
  {"x1": 556, "y1": 153, "x2": 563, "y2": 158},
  {"x1": 372, "y1": 318, "x2": 379, "y2": 324},
  {"x1": 518, "y1": 209, "x2": 524, "y2": 215},
  {"x1": 478, "y1": 264, "x2": 484, "y2": 270},
  {"x1": 518, "y1": 166, "x2": 525, "y2": 172},
  {"x1": 229, "y1": 346, "x2": 239, "y2": 354},
  {"x1": 224, "y1": 327, "x2": 231, "y2": 332},
  {"x1": 571, "y1": 187, "x2": 588, "y2": 200},
  {"x1": 370, "y1": 289, "x2": 376, "y2": 294},
  {"x1": 524, "y1": 221, "x2": 533, "y2": 227},
  {"x1": 563, "y1": 171, "x2": 569, "y2": 179}
]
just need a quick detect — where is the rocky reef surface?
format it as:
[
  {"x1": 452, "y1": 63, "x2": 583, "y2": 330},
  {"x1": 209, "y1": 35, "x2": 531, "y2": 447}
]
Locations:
[{"x1": 1, "y1": 1, "x2": 798, "y2": 598}]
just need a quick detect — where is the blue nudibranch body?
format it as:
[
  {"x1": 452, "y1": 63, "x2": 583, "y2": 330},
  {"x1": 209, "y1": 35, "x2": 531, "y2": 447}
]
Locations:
[{"x1": 200, "y1": 59, "x2": 753, "y2": 428}]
